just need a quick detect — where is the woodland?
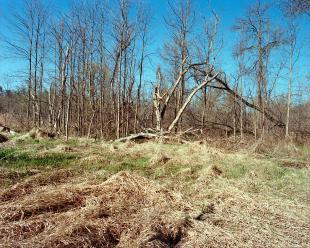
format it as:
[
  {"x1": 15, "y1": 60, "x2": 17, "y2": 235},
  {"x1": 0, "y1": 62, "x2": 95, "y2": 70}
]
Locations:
[{"x1": 0, "y1": 0, "x2": 309, "y2": 141}]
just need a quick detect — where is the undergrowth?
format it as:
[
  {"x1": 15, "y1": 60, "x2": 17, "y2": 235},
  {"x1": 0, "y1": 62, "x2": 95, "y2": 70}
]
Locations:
[{"x1": 0, "y1": 135, "x2": 309, "y2": 247}]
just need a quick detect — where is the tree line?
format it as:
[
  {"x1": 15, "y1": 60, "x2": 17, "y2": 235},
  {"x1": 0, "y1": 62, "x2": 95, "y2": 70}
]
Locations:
[{"x1": 0, "y1": 0, "x2": 309, "y2": 141}]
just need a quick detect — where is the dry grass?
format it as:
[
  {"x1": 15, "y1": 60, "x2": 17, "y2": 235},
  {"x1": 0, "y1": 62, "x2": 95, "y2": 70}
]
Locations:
[
  {"x1": 0, "y1": 172, "x2": 193, "y2": 247},
  {"x1": 0, "y1": 137, "x2": 309, "y2": 247},
  {"x1": 0, "y1": 169, "x2": 73, "y2": 202}
]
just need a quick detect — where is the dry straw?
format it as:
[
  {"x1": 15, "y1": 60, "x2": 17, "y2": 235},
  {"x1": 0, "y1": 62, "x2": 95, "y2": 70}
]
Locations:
[{"x1": 1, "y1": 140, "x2": 309, "y2": 247}]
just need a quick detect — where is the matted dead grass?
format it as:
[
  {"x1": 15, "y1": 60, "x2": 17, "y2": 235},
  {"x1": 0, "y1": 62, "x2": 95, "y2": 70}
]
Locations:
[
  {"x1": 0, "y1": 172, "x2": 193, "y2": 247},
  {"x1": 0, "y1": 169, "x2": 73, "y2": 202},
  {"x1": 0, "y1": 169, "x2": 309, "y2": 248},
  {"x1": 1, "y1": 139, "x2": 309, "y2": 247}
]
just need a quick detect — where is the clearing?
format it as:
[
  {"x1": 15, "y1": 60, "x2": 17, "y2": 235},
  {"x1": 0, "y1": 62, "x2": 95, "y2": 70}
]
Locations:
[{"x1": 0, "y1": 136, "x2": 309, "y2": 247}]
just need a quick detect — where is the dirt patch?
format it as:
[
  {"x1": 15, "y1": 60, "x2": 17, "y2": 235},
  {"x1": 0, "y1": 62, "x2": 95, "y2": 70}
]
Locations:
[
  {"x1": 0, "y1": 133, "x2": 8, "y2": 143},
  {"x1": 209, "y1": 165, "x2": 223, "y2": 177}
]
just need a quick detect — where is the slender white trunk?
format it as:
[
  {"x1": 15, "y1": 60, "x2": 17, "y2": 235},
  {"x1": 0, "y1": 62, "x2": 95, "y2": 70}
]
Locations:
[{"x1": 286, "y1": 45, "x2": 293, "y2": 138}]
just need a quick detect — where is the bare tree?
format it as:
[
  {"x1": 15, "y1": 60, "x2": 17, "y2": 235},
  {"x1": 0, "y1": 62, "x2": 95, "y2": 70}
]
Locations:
[
  {"x1": 163, "y1": 0, "x2": 194, "y2": 132},
  {"x1": 5, "y1": 0, "x2": 48, "y2": 128},
  {"x1": 283, "y1": 0, "x2": 310, "y2": 16},
  {"x1": 233, "y1": 0, "x2": 282, "y2": 136},
  {"x1": 134, "y1": 7, "x2": 150, "y2": 133},
  {"x1": 1, "y1": 0, "x2": 309, "y2": 142},
  {"x1": 286, "y1": 24, "x2": 298, "y2": 138}
]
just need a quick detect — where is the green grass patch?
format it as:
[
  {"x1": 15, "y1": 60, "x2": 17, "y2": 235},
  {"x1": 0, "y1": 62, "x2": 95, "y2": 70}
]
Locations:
[
  {"x1": 218, "y1": 156, "x2": 310, "y2": 200},
  {"x1": 152, "y1": 164, "x2": 192, "y2": 179},
  {"x1": 220, "y1": 160, "x2": 253, "y2": 179},
  {"x1": 83, "y1": 155, "x2": 150, "y2": 176},
  {"x1": 63, "y1": 138, "x2": 80, "y2": 147},
  {"x1": 219, "y1": 157, "x2": 297, "y2": 182},
  {"x1": 13, "y1": 138, "x2": 61, "y2": 152},
  {"x1": 106, "y1": 157, "x2": 149, "y2": 174},
  {"x1": 262, "y1": 165, "x2": 310, "y2": 199},
  {"x1": 0, "y1": 148, "x2": 77, "y2": 170}
]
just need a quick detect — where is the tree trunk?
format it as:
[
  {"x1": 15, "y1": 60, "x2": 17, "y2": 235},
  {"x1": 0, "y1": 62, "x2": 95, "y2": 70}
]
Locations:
[
  {"x1": 286, "y1": 41, "x2": 293, "y2": 138},
  {"x1": 168, "y1": 73, "x2": 218, "y2": 133}
]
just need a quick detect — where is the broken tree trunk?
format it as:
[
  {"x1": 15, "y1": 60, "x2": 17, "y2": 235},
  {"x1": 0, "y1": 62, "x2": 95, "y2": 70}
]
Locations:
[
  {"x1": 168, "y1": 73, "x2": 218, "y2": 133},
  {"x1": 114, "y1": 132, "x2": 160, "y2": 143},
  {"x1": 160, "y1": 57, "x2": 188, "y2": 121},
  {"x1": 195, "y1": 69, "x2": 286, "y2": 128},
  {"x1": 153, "y1": 85, "x2": 162, "y2": 132}
]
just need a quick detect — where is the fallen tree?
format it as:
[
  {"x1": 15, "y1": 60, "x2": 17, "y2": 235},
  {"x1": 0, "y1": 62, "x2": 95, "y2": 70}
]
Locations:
[
  {"x1": 167, "y1": 73, "x2": 219, "y2": 132},
  {"x1": 209, "y1": 72, "x2": 285, "y2": 128},
  {"x1": 115, "y1": 132, "x2": 160, "y2": 143},
  {"x1": 115, "y1": 59, "x2": 286, "y2": 142},
  {"x1": 116, "y1": 67, "x2": 218, "y2": 142}
]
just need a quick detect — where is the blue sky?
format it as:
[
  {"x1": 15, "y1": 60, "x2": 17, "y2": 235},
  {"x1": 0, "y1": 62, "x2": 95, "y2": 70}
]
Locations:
[{"x1": 0, "y1": 0, "x2": 309, "y2": 99}]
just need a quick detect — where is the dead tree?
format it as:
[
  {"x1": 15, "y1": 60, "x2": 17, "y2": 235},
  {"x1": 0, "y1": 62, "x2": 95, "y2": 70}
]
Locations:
[
  {"x1": 55, "y1": 47, "x2": 70, "y2": 132},
  {"x1": 168, "y1": 73, "x2": 218, "y2": 132},
  {"x1": 163, "y1": 0, "x2": 194, "y2": 132},
  {"x1": 285, "y1": 21, "x2": 298, "y2": 138},
  {"x1": 282, "y1": 2, "x2": 300, "y2": 138},
  {"x1": 153, "y1": 85, "x2": 162, "y2": 132},
  {"x1": 134, "y1": 8, "x2": 150, "y2": 133},
  {"x1": 233, "y1": 0, "x2": 282, "y2": 136},
  {"x1": 5, "y1": 0, "x2": 47, "y2": 128}
]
